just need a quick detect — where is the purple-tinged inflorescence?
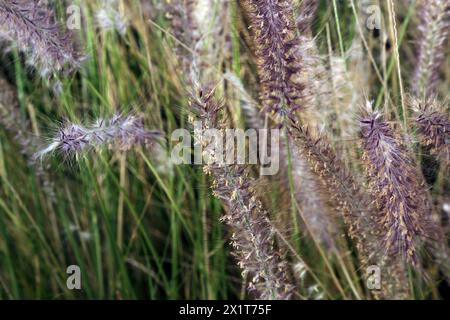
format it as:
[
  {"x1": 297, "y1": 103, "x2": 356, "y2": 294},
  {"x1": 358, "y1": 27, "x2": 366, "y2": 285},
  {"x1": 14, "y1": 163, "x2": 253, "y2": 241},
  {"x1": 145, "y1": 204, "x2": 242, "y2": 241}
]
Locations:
[
  {"x1": 359, "y1": 109, "x2": 436, "y2": 265},
  {"x1": 413, "y1": 0, "x2": 450, "y2": 97},
  {"x1": 163, "y1": 0, "x2": 200, "y2": 74},
  {"x1": 36, "y1": 113, "x2": 162, "y2": 159},
  {"x1": 164, "y1": 0, "x2": 226, "y2": 86},
  {"x1": 289, "y1": 123, "x2": 374, "y2": 261},
  {"x1": 411, "y1": 96, "x2": 450, "y2": 165},
  {"x1": 189, "y1": 86, "x2": 295, "y2": 299},
  {"x1": 240, "y1": 0, "x2": 305, "y2": 121},
  {"x1": 0, "y1": 0, "x2": 84, "y2": 78},
  {"x1": 289, "y1": 120, "x2": 411, "y2": 299}
]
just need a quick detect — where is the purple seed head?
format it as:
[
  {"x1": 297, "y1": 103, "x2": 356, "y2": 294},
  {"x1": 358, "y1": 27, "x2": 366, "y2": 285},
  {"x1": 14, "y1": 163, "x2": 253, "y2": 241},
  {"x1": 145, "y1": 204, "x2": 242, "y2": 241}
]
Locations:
[
  {"x1": 0, "y1": 0, "x2": 84, "y2": 78},
  {"x1": 240, "y1": 0, "x2": 305, "y2": 121},
  {"x1": 36, "y1": 113, "x2": 162, "y2": 159},
  {"x1": 189, "y1": 86, "x2": 295, "y2": 299},
  {"x1": 411, "y1": 96, "x2": 450, "y2": 164},
  {"x1": 413, "y1": 0, "x2": 450, "y2": 97},
  {"x1": 359, "y1": 108, "x2": 435, "y2": 264}
]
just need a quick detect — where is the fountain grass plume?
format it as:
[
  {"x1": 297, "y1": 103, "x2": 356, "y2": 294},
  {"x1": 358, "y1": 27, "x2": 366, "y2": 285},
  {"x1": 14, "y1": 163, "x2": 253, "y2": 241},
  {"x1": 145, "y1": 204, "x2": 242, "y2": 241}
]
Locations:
[
  {"x1": 413, "y1": 0, "x2": 450, "y2": 97},
  {"x1": 289, "y1": 119, "x2": 412, "y2": 298},
  {"x1": 0, "y1": 0, "x2": 84, "y2": 78},
  {"x1": 189, "y1": 85, "x2": 295, "y2": 299},
  {"x1": 411, "y1": 96, "x2": 450, "y2": 165},
  {"x1": 35, "y1": 113, "x2": 162, "y2": 160},
  {"x1": 288, "y1": 122, "x2": 375, "y2": 262},
  {"x1": 240, "y1": 0, "x2": 305, "y2": 121},
  {"x1": 359, "y1": 105, "x2": 436, "y2": 265}
]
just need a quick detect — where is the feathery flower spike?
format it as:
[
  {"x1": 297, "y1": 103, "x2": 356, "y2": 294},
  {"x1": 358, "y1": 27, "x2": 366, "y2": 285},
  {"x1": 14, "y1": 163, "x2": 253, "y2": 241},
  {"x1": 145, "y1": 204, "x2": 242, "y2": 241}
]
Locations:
[
  {"x1": 411, "y1": 96, "x2": 450, "y2": 165},
  {"x1": 0, "y1": 0, "x2": 84, "y2": 78},
  {"x1": 189, "y1": 86, "x2": 295, "y2": 299},
  {"x1": 413, "y1": 0, "x2": 450, "y2": 97},
  {"x1": 36, "y1": 113, "x2": 162, "y2": 159},
  {"x1": 240, "y1": 0, "x2": 305, "y2": 121},
  {"x1": 359, "y1": 106, "x2": 436, "y2": 265}
]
